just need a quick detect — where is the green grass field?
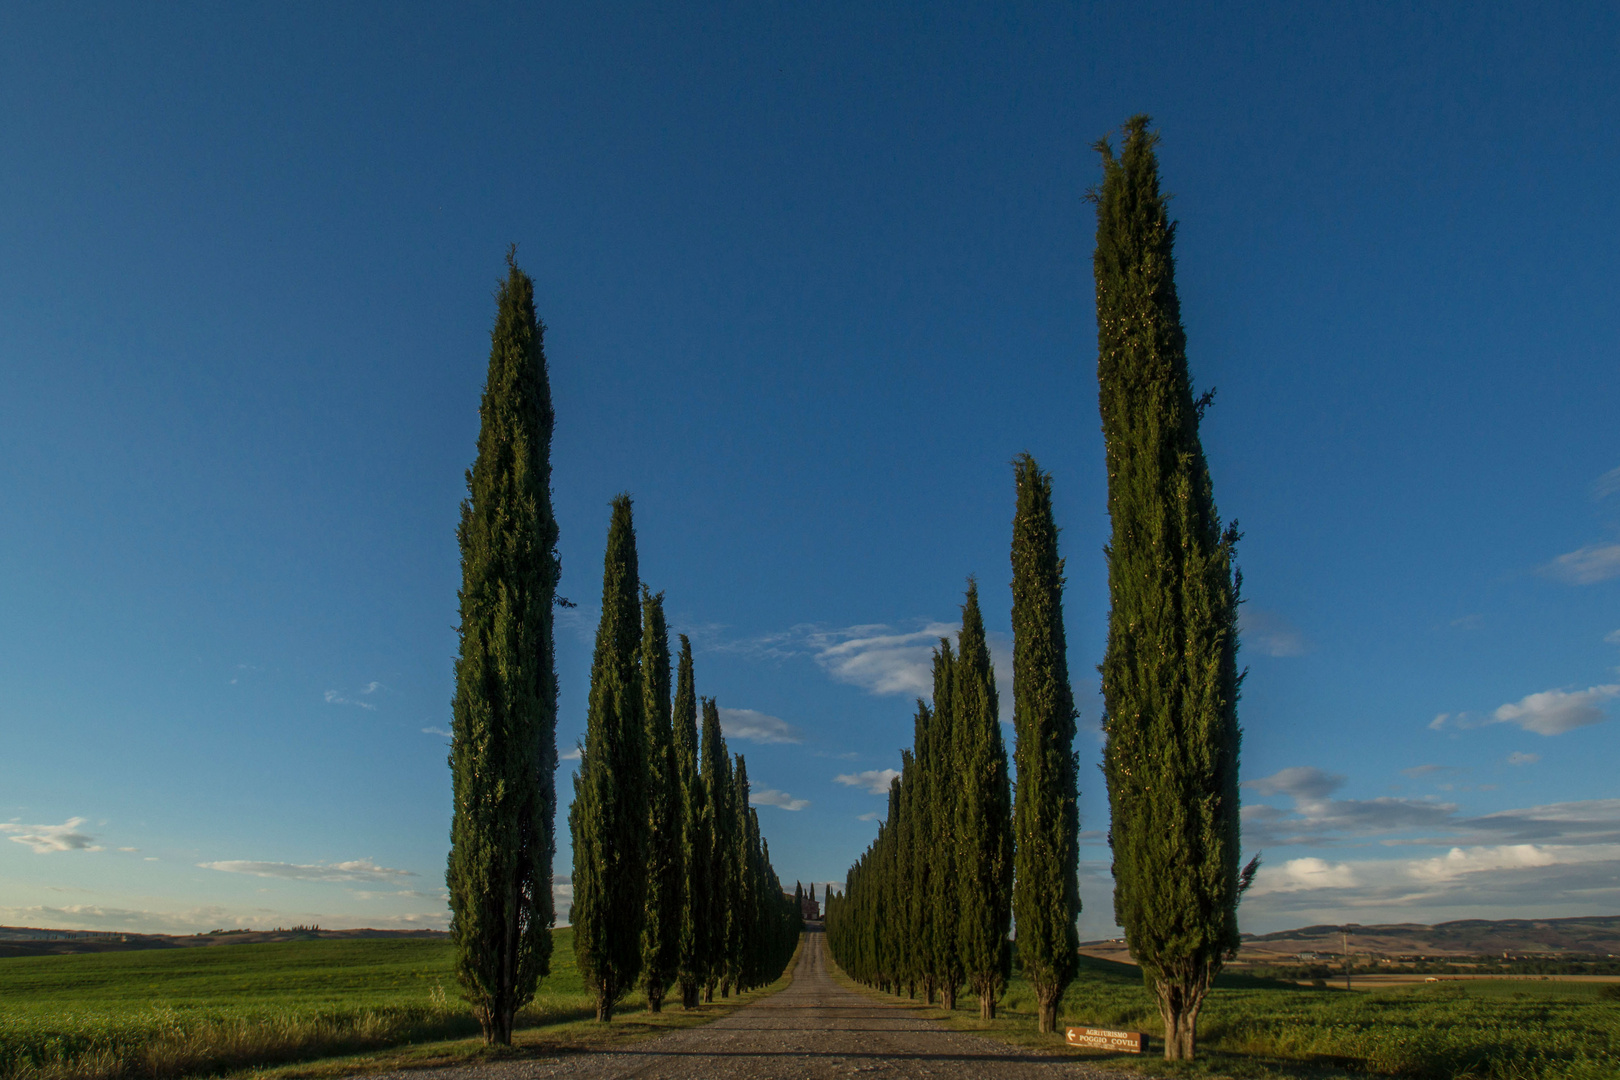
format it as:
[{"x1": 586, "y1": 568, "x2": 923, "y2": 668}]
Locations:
[
  {"x1": 0, "y1": 930, "x2": 778, "y2": 1080},
  {"x1": 883, "y1": 954, "x2": 1620, "y2": 1080}
]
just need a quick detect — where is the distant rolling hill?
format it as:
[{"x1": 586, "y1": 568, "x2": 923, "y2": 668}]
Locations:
[
  {"x1": 0, "y1": 925, "x2": 446, "y2": 959},
  {"x1": 1082, "y1": 915, "x2": 1620, "y2": 963}
]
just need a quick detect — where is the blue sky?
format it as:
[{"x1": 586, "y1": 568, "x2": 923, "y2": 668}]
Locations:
[{"x1": 1, "y1": 2, "x2": 1616, "y2": 941}]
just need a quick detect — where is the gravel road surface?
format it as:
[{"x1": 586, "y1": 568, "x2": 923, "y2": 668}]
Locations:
[{"x1": 370, "y1": 929, "x2": 1116, "y2": 1079}]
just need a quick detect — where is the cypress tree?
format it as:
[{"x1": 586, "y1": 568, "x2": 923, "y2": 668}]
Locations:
[
  {"x1": 671, "y1": 636, "x2": 708, "y2": 1009},
  {"x1": 908, "y1": 701, "x2": 937, "y2": 1004},
  {"x1": 729, "y1": 754, "x2": 754, "y2": 992},
  {"x1": 927, "y1": 641, "x2": 963, "y2": 1010},
  {"x1": 1010, "y1": 453, "x2": 1081, "y2": 1034},
  {"x1": 638, "y1": 589, "x2": 680, "y2": 1011},
  {"x1": 568, "y1": 495, "x2": 648, "y2": 1022},
  {"x1": 1093, "y1": 115, "x2": 1254, "y2": 1061},
  {"x1": 698, "y1": 697, "x2": 732, "y2": 1002},
  {"x1": 953, "y1": 582, "x2": 1013, "y2": 1020},
  {"x1": 446, "y1": 252, "x2": 559, "y2": 1046}
]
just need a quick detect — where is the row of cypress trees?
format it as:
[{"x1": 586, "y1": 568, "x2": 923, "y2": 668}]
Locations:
[
  {"x1": 446, "y1": 253, "x2": 797, "y2": 1042},
  {"x1": 827, "y1": 118, "x2": 1256, "y2": 1061},
  {"x1": 825, "y1": 455, "x2": 1075, "y2": 1031},
  {"x1": 569, "y1": 495, "x2": 802, "y2": 1022}
]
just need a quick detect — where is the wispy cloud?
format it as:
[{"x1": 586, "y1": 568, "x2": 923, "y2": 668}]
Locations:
[
  {"x1": 1605, "y1": 629, "x2": 1620, "y2": 646},
  {"x1": 718, "y1": 708, "x2": 802, "y2": 745},
  {"x1": 1240, "y1": 609, "x2": 1308, "y2": 657},
  {"x1": 856, "y1": 812, "x2": 881, "y2": 822},
  {"x1": 1540, "y1": 543, "x2": 1620, "y2": 585},
  {"x1": 421, "y1": 726, "x2": 451, "y2": 737},
  {"x1": 559, "y1": 746, "x2": 582, "y2": 762},
  {"x1": 324, "y1": 689, "x2": 376, "y2": 710},
  {"x1": 751, "y1": 788, "x2": 810, "y2": 811},
  {"x1": 1, "y1": 817, "x2": 100, "y2": 853},
  {"x1": 1400, "y1": 764, "x2": 1455, "y2": 779},
  {"x1": 1243, "y1": 767, "x2": 1456, "y2": 846},
  {"x1": 1492, "y1": 685, "x2": 1619, "y2": 735},
  {"x1": 1507, "y1": 751, "x2": 1540, "y2": 766},
  {"x1": 1593, "y1": 466, "x2": 1620, "y2": 500},
  {"x1": 1432, "y1": 685, "x2": 1619, "y2": 737},
  {"x1": 808, "y1": 623, "x2": 957, "y2": 696},
  {"x1": 199, "y1": 858, "x2": 415, "y2": 883},
  {"x1": 835, "y1": 768, "x2": 901, "y2": 795}
]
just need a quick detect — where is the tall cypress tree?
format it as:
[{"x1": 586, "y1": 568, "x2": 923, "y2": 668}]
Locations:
[
  {"x1": 953, "y1": 582, "x2": 1013, "y2": 1020},
  {"x1": 908, "y1": 700, "x2": 936, "y2": 1004},
  {"x1": 729, "y1": 754, "x2": 754, "y2": 992},
  {"x1": 671, "y1": 636, "x2": 708, "y2": 1008},
  {"x1": 568, "y1": 495, "x2": 648, "y2": 1022},
  {"x1": 927, "y1": 641, "x2": 963, "y2": 1010},
  {"x1": 638, "y1": 589, "x2": 680, "y2": 1011},
  {"x1": 698, "y1": 697, "x2": 732, "y2": 1002},
  {"x1": 446, "y1": 252, "x2": 559, "y2": 1046},
  {"x1": 1094, "y1": 116, "x2": 1253, "y2": 1061},
  {"x1": 1009, "y1": 453, "x2": 1081, "y2": 1034}
]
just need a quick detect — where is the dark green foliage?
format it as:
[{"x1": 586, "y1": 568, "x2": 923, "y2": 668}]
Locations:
[
  {"x1": 446, "y1": 252, "x2": 559, "y2": 1045},
  {"x1": 698, "y1": 697, "x2": 732, "y2": 1002},
  {"x1": 1010, "y1": 453, "x2": 1081, "y2": 1034},
  {"x1": 638, "y1": 590, "x2": 680, "y2": 1011},
  {"x1": 671, "y1": 636, "x2": 709, "y2": 1008},
  {"x1": 568, "y1": 496, "x2": 648, "y2": 1022},
  {"x1": 953, "y1": 582, "x2": 1013, "y2": 1020},
  {"x1": 1094, "y1": 115, "x2": 1246, "y2": 1061},
  {"x1": 927, "y1": 640, "x2": 964, "y2": 1009}
]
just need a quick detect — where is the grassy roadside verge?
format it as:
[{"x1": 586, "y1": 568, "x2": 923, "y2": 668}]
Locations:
[
  {"x1": 0, "y1": 931, "x2": 803, "y2": 1080},
  {"x1": 252, "y1": 933, "x2": 806, "y2": 1080},
  {"x1": 823, "y1": 951, "x2": 1619, "y2": 1080}
]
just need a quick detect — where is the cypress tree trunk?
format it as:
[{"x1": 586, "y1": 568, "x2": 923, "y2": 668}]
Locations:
[
  {"x1": 671, "y1": 637, "x2": 708, "y2": 1009},
  {"x1": 1009, "y1": 454, "x2": 1081, "y2": 1035},
  {"x1": 952, "y1": 583, "x2": 1012, "y2": 1021},
  {"x1": 639, "y1": 590, "x2": 680, "y2": 1012},
  {"x1": 568, "y1": 496, "x2": 648, "y2": 1023},
  {"x1": 1093, "y1": 115, "x2": 1246, "y2": 1062},
  {"x1": 698, "y1": 698, "x2": 731, "y2": 1003},
  {"x1": 446, "y1": 251, "x2": 558, "y2": 1046}
]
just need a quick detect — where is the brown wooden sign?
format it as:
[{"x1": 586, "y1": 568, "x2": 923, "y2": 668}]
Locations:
[{"x1": 1066, "y1": 1026, "x2": 1147, "y2": 1053}]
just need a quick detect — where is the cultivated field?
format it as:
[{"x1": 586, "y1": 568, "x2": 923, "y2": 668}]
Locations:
[
  {"x1": 852, "y1": 954, "x2": 1620, "y2": 1080},
  {"x1": 0, "y1": 929, "x2": 780, "y2": 1080}
]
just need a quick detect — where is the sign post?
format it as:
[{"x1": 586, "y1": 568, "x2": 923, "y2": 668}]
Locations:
[{"x1": 1065, "y1": 1027, "x2": 1147, "y2": 1053}]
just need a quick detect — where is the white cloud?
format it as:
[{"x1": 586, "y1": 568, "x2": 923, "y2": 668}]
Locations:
[
  {"x1": 421, "y1": 726, "x2": 451, "y2": 737},
  {"x1": 199, "y1": 858, "x2": 415, "y2": 883},
  {"x1": 1262, "y1": 857, "x2": 1358, "y2": 893},
  {"x1": 1240, "y1": 609, "x2": 1308, "y2": 657},
  {"x1": 835, "y1": 768, "x2": 901, "y2": 795},
  {"x1": 1492, "y1": 684, "x2": 1619, "y2": 735},
  {"x1": 559, "y1": 746, "x2": 582, "y2": 761},
  {"x1": 809, "y1": 623, "x2": 957, "y2": 696},
  {"x1": 1594, "y1": 466, "x2": 1620, "y2": 500},
  {"x1": 324, "y1": 689, "x2": 376, "y2": 711},
  {"x1": 1, "y1": 817, "x2": 99, "y2": 853},
  {"x1": 1541, "y1": 543, "x2": 1620, "y2": 584},
  {"x1": 856, "y1": 812, "x2": 881, "y2": 822},
  {"x1": 718, "y1": 708, "x2": 802, "y2": 745},
  {"x1": 1506, "y1": 751, "x2": 1540, "y2": 766},
  {"x1": 751, "y1": 788, "x2": 810, "y2": 811},
  {"x1": 1605, "y1": 629, "x2": 1620, "y2": 646}
]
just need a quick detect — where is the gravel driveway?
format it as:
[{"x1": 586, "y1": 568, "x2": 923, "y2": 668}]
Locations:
[{"x1": 372, "y1": 929, "x2": 1117, "y2": 1079}]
